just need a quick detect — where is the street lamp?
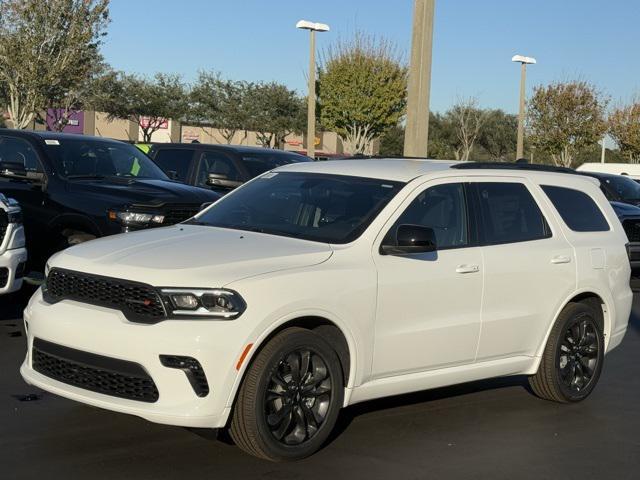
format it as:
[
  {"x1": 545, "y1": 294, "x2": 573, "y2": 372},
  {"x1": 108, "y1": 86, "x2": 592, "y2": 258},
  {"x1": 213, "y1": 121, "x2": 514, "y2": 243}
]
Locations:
[
  {"x1": 296, "y1": 20, "x2": 330, "y2": 159},
  {"x1": 512, "y1": 54, "x2": 536, "y2": 160}
]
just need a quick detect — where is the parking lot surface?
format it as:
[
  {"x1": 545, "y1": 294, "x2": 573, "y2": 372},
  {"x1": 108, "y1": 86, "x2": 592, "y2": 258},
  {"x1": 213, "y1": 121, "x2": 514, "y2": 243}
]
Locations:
[{"x1": 1, "y1": 291, "x2": 639, "y2": 480}]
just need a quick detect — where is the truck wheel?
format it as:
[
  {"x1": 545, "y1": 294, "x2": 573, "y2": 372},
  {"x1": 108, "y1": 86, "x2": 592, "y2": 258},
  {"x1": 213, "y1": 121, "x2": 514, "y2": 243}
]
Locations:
[
  {"x1": 529, "y1": 302, "x2": 604, "y2": 403},
  {"x1": 229, "y1": 327, "x2": 344, "y2": 461}
]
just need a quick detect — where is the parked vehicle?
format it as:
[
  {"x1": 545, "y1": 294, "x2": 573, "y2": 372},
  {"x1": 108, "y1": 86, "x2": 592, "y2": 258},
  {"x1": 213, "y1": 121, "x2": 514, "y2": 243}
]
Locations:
[
  {"x1": 0, "y1": 193, "x2": 27, "y2": 294},
  {"x1": 147, "y1": 143, "x2": 312, "y2": 195},
  {"x1": 577, "y1": 162, "x2": 640, "y2": 180},
  {"x1": 21, "y1": 160, "x2": 631, "y2": 461},
  {"x1": 576, "y1": 171, "x2": 640, "y2": 270},
  {"x1": 0, "y1": 130, "x2": 220, "y2": 270}
]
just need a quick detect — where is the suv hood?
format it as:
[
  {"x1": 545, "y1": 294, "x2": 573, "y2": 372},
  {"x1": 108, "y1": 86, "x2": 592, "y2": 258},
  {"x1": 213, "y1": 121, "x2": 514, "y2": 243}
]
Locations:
[
  {"x1": 67, "y1": 178, "x2": 220, "y2": 207},
  {"x1": 610, "y1": 200, "x2": 640, "y2": 218},
  {"x1": 49, "y1": 225, "x2": 333, "y2": 287}
]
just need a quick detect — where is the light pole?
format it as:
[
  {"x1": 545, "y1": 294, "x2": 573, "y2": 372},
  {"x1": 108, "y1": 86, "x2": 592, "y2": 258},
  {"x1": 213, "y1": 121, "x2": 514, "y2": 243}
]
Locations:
[
  {"x1": 404, "y1": 0, "x2": 436, "y2": 158},
  {"x1": 512, "y1": 54, "x2": 536, "y2": 160},
  {"x1": 296, "y1": 20, "x2": 329, "y2": 159}
]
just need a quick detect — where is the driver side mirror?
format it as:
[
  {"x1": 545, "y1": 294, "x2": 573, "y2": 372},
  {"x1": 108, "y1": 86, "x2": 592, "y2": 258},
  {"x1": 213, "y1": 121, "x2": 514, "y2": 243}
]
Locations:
[
  {"x1": 380, "y1": 224, "x2": 437, "y2": 255},
  {"x1": 206, "y1": 173, "x2": 243, "y2": 189},
  {"x1": 0, "y1": 161, "x2": 44, "y2": 183}
]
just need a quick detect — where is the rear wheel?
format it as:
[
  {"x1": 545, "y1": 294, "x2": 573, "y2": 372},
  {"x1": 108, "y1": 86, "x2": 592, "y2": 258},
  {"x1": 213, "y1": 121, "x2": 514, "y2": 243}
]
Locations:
[
  {"x1": 229, "y1": 328, "x2": 343, "y2": 461},
  {"x1": 529, "y1": 302, "x2": 604, "y2": 403}
]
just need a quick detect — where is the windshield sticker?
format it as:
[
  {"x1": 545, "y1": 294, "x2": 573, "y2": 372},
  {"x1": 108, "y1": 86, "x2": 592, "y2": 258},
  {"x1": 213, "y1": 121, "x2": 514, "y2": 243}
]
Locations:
[{"x1": 44, "y1": 139, "x2": 60, "y2": 145}]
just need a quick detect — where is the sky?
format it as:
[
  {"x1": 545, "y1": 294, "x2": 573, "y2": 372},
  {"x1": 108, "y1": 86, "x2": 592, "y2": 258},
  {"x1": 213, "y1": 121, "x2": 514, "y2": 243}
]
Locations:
[{"x1": 102, "y1": 0, "x2": 640, "y2": 115}]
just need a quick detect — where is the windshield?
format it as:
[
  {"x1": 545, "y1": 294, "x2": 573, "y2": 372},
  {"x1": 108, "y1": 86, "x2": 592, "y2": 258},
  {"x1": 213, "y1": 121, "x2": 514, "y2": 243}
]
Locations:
[
  {"x1": 242, "y1": 152, "x2": 313, "y2": 178},
  {"x1": 601, "y1": 175, "x2": 640, "y2": 202},
  {"x1": 190, "y1": 172, "x2": 404, "y2": 244},
  {"x1": 45, "y1": 138, "x2": 169, "y2": 180}
]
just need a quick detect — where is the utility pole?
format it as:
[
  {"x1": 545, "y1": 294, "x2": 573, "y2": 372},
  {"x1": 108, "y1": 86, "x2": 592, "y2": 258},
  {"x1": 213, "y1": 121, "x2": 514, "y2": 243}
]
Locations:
[
  {"x1": 512, "y1": 55, "x2": 536, "y2": 160},
  {"x1": 403, "y1": 0, "x2": 435, "y2": 158},
  {"x1": 296, "y1": 20, "x2": 330, "y2": 159},
  {"x1": 601, "y1": 136, "x2": 606, "y2": 163}
]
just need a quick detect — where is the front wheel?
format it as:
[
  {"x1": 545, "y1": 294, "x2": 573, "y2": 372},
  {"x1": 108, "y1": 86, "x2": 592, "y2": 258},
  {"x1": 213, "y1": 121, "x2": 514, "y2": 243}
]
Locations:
[
  {"x1": 229, "y1": 327, "x2": 344, "y2": 461},
  {"x1": 529, "y1": 302, "x2": 604, "y2": 403}
]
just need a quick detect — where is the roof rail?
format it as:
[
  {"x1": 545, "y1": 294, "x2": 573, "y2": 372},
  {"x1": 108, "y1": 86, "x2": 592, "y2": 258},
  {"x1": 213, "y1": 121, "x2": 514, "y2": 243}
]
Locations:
[{"x1": 450, "y1": 162, "x2": 576, "y2": 174}]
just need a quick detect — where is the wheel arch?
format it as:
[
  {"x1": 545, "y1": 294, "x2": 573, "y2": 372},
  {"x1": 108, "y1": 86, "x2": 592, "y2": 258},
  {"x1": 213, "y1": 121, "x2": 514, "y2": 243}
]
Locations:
[
  {"x1": 48, "y1": 213, "x2": 102, "y2": 238},
  {"x1": 225, "y1": 312, "x2": 358, "y2": 416},
  {"x1": 532, "y1": 288, "x2": 612, "y2": 371}
]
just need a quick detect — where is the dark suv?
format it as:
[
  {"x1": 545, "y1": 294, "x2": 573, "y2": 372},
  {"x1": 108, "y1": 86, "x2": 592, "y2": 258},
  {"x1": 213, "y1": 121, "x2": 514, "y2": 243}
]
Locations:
[
  {"x1": 0, "y1": 130, "x2": 220, "y2": 270},
  {"x1": 147, "y1": 144, "x2": 312, "y2": 195}
]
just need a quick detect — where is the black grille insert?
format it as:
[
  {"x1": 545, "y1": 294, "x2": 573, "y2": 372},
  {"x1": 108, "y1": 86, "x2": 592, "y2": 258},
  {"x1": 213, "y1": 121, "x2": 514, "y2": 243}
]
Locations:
[
  {"x1": 623, "y1": 219, "x2": 640, "y2": 243},
  {"x1": 160, "y1": 355, "x2": 210, "y2": 397},
  {"x1": 162, "y1": 205, "x2": 200, "y2": 225},
  {"x1": 0, "y1": 267, "x2": 8, "y2": 288},
  {"x1": 32, "y1": 338, "x2": 159, "y2": 403},
  {"x1": 44, "y1": 268, "x2": 166, "y2": 323},
  {"x1": 0, "y1": 210, "x2": 7, "y2": 245}
]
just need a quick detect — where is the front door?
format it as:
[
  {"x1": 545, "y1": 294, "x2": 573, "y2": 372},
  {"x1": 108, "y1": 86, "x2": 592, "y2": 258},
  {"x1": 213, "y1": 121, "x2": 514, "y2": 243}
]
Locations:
[{"x1": 372, "y1": 181, "x2": 483, "y2": 378}]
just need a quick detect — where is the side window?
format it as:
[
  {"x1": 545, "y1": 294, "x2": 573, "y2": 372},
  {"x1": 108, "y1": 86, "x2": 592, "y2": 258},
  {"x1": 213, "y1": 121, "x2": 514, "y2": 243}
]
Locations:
[
  {"x1": 0, "y1": 136, "x2": 42, "y2": 172},
  {"x1": 196, "y1": 151, "x2": 240, "y2": 187},
  {"x1": 153, "y1": 149, "x2": 193, "y2": 182},
  {"x1": 388, "y1": 183, "x2": 468, "y2": 249},
  {"x1": 541, "y1": 185, "x2": 609, "y2": 232},
  {"x1": 475, "y1": 182, "x2": 550, "y2": 245}
]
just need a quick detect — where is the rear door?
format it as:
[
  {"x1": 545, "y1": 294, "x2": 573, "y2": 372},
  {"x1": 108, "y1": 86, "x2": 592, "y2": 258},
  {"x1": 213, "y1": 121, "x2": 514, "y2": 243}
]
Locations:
[
  {"x1": 471, "y1": 178, "x2": 576, "y2": 361},
  {"x1": 150, "y1": 147, "x2": 197, "y2": 184}
]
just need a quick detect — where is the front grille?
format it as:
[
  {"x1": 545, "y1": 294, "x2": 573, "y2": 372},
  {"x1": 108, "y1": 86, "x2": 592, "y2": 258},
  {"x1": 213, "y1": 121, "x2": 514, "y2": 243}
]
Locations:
[
  {"x1": 623, "y1": 219, "x2": 640, "y2": 243},
  {"x1": 0, "y1": 267, "x2": 8, "y2": 288},
  {"x1": 32, "y1": 338, "x2": 159, "y2": 403},
  {"x1": 162, "y1": 205, "x2": 200, "y2": 225},
  {"x1": 44, "y1": 268, "x2": 166, "y2": 323},
  {"x1": 0, "y1": 210, "x2": 7, "y2": 244}
]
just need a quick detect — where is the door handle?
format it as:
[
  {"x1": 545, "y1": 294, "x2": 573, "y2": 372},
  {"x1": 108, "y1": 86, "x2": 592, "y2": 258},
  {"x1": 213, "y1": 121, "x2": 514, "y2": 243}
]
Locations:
[
  {"x1": 551, "y1": 255, "x2": 571, "y2": 264},
  {"x1": 456, "y1": 264, "x2": 480, "y2": 274}
]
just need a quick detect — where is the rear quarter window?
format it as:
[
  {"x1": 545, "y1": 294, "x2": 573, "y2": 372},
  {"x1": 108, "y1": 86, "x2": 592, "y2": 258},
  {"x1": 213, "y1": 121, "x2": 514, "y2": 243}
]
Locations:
[{"x1": 541, "y1": 185, "x2": 610, "y2": 232}]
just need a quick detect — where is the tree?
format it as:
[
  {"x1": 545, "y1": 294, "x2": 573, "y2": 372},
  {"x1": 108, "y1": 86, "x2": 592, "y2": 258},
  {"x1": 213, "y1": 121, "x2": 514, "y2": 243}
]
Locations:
[
  {"x1": 379, "y1": 124, "x2": 404, "y2": 156},
  {"x1": 527, "y1": 81, "x2": 608, "y2": 167},
  {"x1": 608, "y1": 101, "x2": 640, "y2": 163},
  {"x1": 0, "y1": 0, "x2": 109, "y2": 129},
  {"x1": 190, "y1": 71, "x2": 251, "y2": 144},
  {"x1": 318, "y1": 32, "x2": 407, "y2": 154},
  {"x1": 477, "y1": 109, "x2": 518, "y2": 160},
  {"x1": 245, "y1": 82, "x2": 305, "y2": 148},
  {"x1": 444, "y1": 97, "x2": 488, "y2": 161},
  {"x1": 92, "y1": 72, "x2": 188, "y2": 142}
]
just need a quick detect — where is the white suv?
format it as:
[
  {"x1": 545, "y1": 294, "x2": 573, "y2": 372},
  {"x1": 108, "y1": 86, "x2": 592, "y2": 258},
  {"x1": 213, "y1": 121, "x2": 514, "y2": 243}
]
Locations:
[
  {"x1": 0, "y1": 193, "x2": 27, "y2": 294},
  {"x1": 21, "y1": 160, "x2": 632, "y2": 461}
]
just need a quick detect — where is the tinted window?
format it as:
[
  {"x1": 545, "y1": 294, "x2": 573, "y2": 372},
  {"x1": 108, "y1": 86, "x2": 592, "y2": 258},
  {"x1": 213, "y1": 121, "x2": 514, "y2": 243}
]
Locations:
[
  {"x1": 599, "y1": 175, "x2": 640, "y2": 203},
  {"x1": 196, "y1": 151, "x2": 240, "y2": 187},
  {"x1": 387, "y1": 183, "x2": 468, "y2": 249},
  {"x1": 0, "y1": 136, "x2": 42, "y2": 172},
  {"x1": 190, "y1": 172, "x2": 403, "y2": 244},
  {"x1": 241, "y1": 152, "x2": 312, "y2": 178},
  {"x1": 46, "y1": 139, "x2": 168, "y2": 180},
  {"x1": 542, "y1": 185, "x2": 609, "y2": 232},
  {"x1": 153, "y1": 149, "x2": 193, "y2": 182},
  {"x1": 475, "y1": 182, "x2": 550, "y2": 245}
]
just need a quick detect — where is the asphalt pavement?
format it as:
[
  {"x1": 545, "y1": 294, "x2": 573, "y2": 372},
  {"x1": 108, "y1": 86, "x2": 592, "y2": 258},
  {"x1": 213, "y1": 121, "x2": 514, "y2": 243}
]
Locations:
[{"x1": 1, "y1": 288, "x2": 638, "y2": 480}]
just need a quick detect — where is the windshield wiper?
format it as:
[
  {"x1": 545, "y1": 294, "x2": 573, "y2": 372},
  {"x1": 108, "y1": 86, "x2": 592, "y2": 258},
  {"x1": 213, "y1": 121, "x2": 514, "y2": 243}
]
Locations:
[{"x1": 66, "y1": 174, "x2": 106, "y2": 180}]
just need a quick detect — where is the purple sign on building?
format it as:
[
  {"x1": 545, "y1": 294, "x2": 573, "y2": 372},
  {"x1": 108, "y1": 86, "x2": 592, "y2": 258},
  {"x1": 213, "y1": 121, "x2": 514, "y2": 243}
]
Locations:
[{"x1": 45, "y1": 109, "x2": 84, "y2": 134}]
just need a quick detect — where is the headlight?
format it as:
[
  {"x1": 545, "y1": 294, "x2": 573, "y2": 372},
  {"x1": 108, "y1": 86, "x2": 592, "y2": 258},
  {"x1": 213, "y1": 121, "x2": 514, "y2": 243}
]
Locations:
[
  {"x1": 7, "y1": 224, "x2": 25, "y2": 250},
  {"x1": 108, "y1": 210, "x2": 165, "y2": 226},
  {"x1": 160, "y1": 288, "x2": 246, "y2": 319}
]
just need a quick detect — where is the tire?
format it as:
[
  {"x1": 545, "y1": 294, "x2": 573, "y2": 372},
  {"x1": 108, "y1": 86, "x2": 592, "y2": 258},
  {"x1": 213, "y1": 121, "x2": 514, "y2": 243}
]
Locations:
[
  {"x1": 529, "y1": 302, "x2": 605, "y2": 403},
  {"x1": 229, "y1": 327, "x2": 344, "y2": 461}
]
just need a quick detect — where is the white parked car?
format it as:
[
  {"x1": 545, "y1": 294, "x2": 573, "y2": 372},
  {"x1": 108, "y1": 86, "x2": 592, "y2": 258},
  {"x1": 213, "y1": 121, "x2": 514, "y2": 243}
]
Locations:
[
  {"x1": 577, "y1": 162, "x2": 640, "y2": 180},
  {"x1": 21, "y1": 160, "x2": 632, "y2": 461},
  {"x1": 0, "y1": 193, "x2": 27, "y2": 294}
]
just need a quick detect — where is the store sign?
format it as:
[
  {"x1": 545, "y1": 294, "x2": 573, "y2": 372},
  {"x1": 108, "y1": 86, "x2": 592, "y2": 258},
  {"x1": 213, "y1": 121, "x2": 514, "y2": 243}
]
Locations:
[{"x1": 140, "y1": 117, "x2": 168, "y2": 129}]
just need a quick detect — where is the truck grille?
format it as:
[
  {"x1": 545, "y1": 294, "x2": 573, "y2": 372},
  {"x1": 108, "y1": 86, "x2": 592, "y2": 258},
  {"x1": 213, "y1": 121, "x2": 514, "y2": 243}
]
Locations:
[
  {"x1": 0, "y1": 267, "x2": 7, "y2": 288},
  {"x1": 32, "y1": 338, "x2": 159, "y2": 403},
  {"x1": 162, "y1": 205, "x2": 200, "y2": 225},
  {"x1": 623, "y1": 219, "x2": 640, "y2": 243},
  {"x1": 0, "y1": 210, "x2": 7, "y2": 245},
  {"x1": 43, "y1": 268, "x2": 166, "y2": 323}
]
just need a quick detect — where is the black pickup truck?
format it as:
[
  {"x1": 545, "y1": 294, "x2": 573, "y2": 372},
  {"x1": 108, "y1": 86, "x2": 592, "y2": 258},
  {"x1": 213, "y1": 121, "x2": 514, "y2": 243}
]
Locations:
[{"x1": 0, "y1": 130, "x2": 220, "y2": 270}]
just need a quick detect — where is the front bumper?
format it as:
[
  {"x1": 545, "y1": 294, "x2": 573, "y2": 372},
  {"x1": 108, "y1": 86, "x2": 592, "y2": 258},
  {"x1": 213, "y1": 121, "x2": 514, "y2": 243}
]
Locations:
[
  {"x1": 20, "y1": 289, "x2": 255, "y2": 428},
  {"x1": 0, "y1": 247, "x2": 27, "y2": 294}
]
